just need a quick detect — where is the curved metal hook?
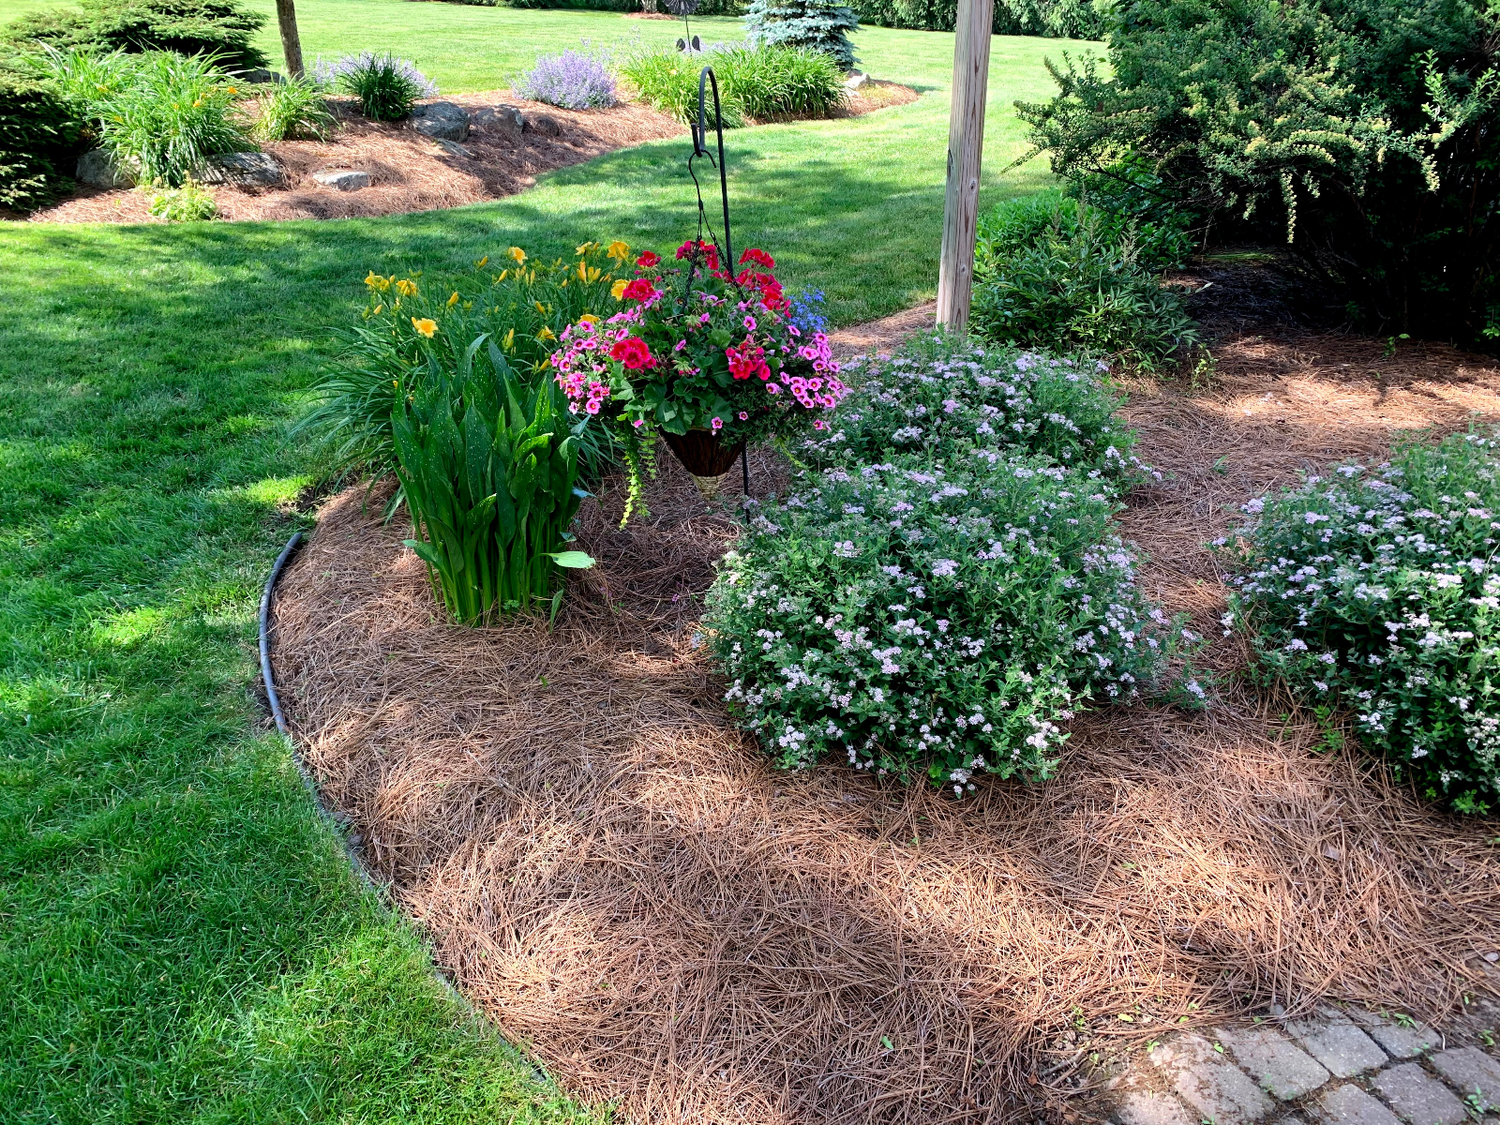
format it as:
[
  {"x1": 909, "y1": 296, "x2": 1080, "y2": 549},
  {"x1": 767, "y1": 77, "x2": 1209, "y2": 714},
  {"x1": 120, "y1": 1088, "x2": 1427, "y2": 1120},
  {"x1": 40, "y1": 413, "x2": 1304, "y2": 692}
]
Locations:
[{"x1": 694, "y1": 66, "x2": 733, "y2": 272}]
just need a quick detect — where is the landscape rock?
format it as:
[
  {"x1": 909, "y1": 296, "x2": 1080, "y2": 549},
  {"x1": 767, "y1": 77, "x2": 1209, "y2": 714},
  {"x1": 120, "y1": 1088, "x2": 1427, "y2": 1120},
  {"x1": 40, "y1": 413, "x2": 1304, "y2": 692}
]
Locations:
[
  {"x1": 203, "y1": 151, "x2": 285, "y2": 187},
  {"x1": 76, "y1": 148, "x2": 133, "y2": 188},
  {"x1": 524, "y1": 112, "x2": 562, "y2": 137},
  {"x1": 473, "y1": 104, "x2": 524, "y2": 140},
  {"x1": 1114, "y1": 1090, "x2": 1196, "y2": 1125},
  {"x1": 1217, "y1": 1024, "x2": 1330, "y2": 1100},
  {"x1": 1148, "y1": 1035, "x2": 1276, "y2": 1124},
  {"x1": 311, "y1": 168, "x2": 370, "y2": 191},
  {"x1": 409, "y1": 101, "x2": 470, "y2": 141},
  {"x1": 432, "y1": 138, "x2": 473, "y2": 158},
  {"x1": 241, "y1": 68, "x2": 283, "y2": 84},
  {"x1": 1372, "y1": 1062, "x2": 1467, "y2": 1125},
  {"x1": 845, "y1": 70, "x2": 868, "y2": 89},
  {"x1": 1316, "y1": 1083, "x2": 1402, "y2": 1125},
  {"x1": 1288, "y1": 1008, "x2": 1388, "y2": 1078}
]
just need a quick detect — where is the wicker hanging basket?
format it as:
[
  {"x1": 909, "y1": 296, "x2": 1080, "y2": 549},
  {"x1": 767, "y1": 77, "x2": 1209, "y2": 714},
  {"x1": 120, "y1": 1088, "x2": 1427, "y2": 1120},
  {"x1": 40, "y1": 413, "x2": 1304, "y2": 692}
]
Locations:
[{"x1": 661, "y1": 428, "x2": 744, "y2": 499}]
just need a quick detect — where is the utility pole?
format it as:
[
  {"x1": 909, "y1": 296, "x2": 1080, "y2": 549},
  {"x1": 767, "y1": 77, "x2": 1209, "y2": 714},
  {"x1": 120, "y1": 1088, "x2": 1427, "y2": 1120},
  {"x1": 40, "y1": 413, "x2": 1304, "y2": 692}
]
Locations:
[
  {"x1": 935, "y1": 0, "x2": 995, "y2": 331},
  {"x1": 276, "y1": 0, "x2": 305, "y2": 79}
]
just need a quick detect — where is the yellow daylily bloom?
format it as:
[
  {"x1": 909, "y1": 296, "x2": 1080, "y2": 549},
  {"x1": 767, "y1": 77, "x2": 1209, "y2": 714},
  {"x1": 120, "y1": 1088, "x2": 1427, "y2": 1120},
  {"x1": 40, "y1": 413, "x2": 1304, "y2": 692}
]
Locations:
[
  {"x1": 364, "y1": 271, "x2": 391, "y2": 291},
  {"x1": 508, "y1": 247, "x2": 527, "y2": 264},
  {"x1": 585, "y1": 266, "x2": 600, "y2": 283},
  {"x1": 577, "y1": 258, "x2": 589, "y2": 282},
  {"x1": 611, "y1": 279, "x2": 629, "y2": 299},
  {"x1": 605, "y1": 240, "x2": 630, "y2": 261},
  {"x1": 502, "y1": 328, "x2": 515, "y2": 351},
  {"x1": 447, "y1": 290, "x2": 460, "y2": 307},
  {"x1": 575, "y1": 240, "x2": 598, "y2": 256},
  {"x1": 534, "y1": 301, "x2": 548, "y2": 315},
  {"x1": 536, "y1": 326, "x2": 556, "y2": 341},
  {"x1": 474, "y1": 255, "x2": 489, "y2": 269},
  {"x1": 497, "y1": 268, "x2": 509, "y2": 281},
  {"x1": 372, "y1": 303, "x2": 383, "y2": 315},
  {"x1": 412, "y1": 317, "x2": 437, "y2": 337},
  {"x1": 579, "y1": 313, "x2": 599, "y2": 325},
  {"x1": 395, "y1": 278, "x2": 418, "y2": 297}
]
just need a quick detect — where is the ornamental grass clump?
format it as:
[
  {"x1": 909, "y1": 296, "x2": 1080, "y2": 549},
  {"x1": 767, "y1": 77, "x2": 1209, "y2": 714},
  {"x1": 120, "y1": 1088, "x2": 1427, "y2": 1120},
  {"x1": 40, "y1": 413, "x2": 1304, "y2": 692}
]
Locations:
[
  {"x1": 619, "y1": 43, "x2": 845, "y2": 125},
  {"x1": 706, "y1": 457, "x2": 1187, "y2": 794},
  {"x1": 302, "y1": 243, "x2": 626, "y2": 483},
  {"x1": 393, "y1": 354, "x2": 593, "y2": 626},
  {"x1": 249, "y1": 73, "x2": 334, "y2": 140},
  {"x1": 1222, "y1": 431, "x2": 1500, "y2": 814},
  {"x1": 801, "y1": 333, "x2": 1140, "y2": 480},
  {"x1": 513, "y1": 46, "x2": 615, "y2": 110},
  {"x1": 314, "y1": 52, "x2": 435, "y2": 121}
]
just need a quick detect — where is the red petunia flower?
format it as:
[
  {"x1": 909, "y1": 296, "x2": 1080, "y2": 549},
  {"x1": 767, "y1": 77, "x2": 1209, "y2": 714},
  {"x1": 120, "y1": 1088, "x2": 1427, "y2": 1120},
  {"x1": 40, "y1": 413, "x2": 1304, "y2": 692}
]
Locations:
[
  {"x1": 621, "y1": 278, "x2": 657, "y2": 302},
  {"x1": 610, "y1": 336, "x2": 655, "y2": 370},
  {"x1": 738, "y1": 247, "x2": 775, "y2": 270},
  {"x1": 636, "y1": 250, "x2": 660, "y2": 269}
]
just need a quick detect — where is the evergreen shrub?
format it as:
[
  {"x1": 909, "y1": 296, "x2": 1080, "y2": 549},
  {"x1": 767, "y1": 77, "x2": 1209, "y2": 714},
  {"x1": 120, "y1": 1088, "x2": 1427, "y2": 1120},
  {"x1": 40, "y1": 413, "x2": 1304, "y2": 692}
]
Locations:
[
  {"x1": 0, "y1": 60, "x2": 81, "y2": 210},
  {"x1": 849, "y1": 0, "x2": 1104, "y2": 39},
  {"x1": 2, "y1": 0, "x2": 267, "y2": 72},
  {"x1": 1223, "y1": 431, "x2": 1500, "y2": 814},
  {"x1": 1018, "y1": 0, "x2": 1500, "y2": 343},
  {"x1": 744, "y1": 0, "x2": 859, "y2": 71}
]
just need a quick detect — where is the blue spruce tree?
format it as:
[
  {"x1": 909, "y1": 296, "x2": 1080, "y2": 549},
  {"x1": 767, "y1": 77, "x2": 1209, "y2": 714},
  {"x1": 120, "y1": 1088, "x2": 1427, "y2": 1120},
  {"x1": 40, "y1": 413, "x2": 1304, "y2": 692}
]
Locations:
[{"x1": 744, "y1": 0, "x2": 859, "y2": 72}]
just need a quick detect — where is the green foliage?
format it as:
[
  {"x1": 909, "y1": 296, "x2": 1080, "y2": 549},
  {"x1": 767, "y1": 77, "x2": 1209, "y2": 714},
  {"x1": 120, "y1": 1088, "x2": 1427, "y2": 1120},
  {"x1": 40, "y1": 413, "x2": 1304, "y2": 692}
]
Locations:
[
  {"x1": 249, "y1": 73, "x2": 335, "y2": 140},
  {"x1": 1223, "y1": 431, "x2": 1500, "y2": 815},
  {"x1": 0, "y1": 59, "x2": 81, "y2": 210},
  {"x1": 1017, "y1": 0, "x2": 1500, "y2": 342},
  {"x1": 970, "y1": 193, "x2": 1199, "y2": 371},
  {"x1": 801, "y1": 330, "x2": 1138, "y2": 477},
  {"x1": 302, "y1": 247, "x2": 625, "y2": 484},
  {"x1": 315, "y1": 51, "x2": 437, "y2": 121},
  {"x1": 744, "y1": 0, "x2": 859, "y2": 71},
  {"x1": 850, "y1": 0, "x2": 1105, "y2": 38},
  {"x1": 621, "y1": 42, "x2": 846, "y2": 124},
  {"x1": 146, "y1": 175, "x2": 215, "y2": 217},
  {"x1": 46, "y1": 48, "x2": 254, "y2": 187},
  {"x1": 394, "y1": 346, "x2": 594, "y2": 625},
  {"x1": 1, "y1": 0, "x2": 267, "y2": 71}
]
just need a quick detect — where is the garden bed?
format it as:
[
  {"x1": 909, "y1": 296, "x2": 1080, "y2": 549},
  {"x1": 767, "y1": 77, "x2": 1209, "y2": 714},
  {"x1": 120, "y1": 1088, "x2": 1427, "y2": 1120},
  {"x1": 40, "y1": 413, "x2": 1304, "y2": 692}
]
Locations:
[
  {"x1": 21, "y1": 80, "x2": 917, "y2": 224},
  {"x1": 268, "y1": 309, "x2": 1500, "y2": 1123}
]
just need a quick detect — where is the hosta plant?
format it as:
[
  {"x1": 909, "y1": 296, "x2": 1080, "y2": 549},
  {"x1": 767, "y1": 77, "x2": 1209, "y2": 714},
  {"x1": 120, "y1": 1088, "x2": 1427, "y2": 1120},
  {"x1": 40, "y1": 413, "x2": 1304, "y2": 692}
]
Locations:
[
  {"x1": 551, "y1": 238, "x2": 847, "y2": 521},
  {"x1": 1222, "y1": 431, "x2": 1500, "y2": 814},
  {"x1": 706, "y1": 456, "x2": 1187, "y2": 793},
  {"x1": 393, "y1": 344, "x2": 593, "y2": 626}
]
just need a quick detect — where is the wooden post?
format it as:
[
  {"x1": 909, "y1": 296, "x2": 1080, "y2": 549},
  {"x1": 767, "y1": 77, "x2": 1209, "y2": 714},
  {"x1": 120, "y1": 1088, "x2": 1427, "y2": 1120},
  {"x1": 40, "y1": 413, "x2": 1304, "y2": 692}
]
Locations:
[
  {"x1": 276, "y1": 0, "x2": 305, "y2": 79},
  {"x1": 936, "y1": 0, "x2": 995, "y2": 331}
]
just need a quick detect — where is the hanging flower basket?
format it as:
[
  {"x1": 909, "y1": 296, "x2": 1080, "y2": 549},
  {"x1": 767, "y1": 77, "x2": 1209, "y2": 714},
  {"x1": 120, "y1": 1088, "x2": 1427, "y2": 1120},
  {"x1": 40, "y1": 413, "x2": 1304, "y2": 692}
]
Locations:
[{"x1": 661, "y1": 427, "x2": 746, "y2": 498}]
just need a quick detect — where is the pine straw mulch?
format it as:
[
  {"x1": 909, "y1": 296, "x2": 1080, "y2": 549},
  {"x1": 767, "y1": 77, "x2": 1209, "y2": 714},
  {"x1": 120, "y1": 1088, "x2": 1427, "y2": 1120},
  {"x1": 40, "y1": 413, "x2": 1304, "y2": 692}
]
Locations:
[
  {"x1": 269, "y1": 313, "x2": 1500, "y2": 1125},
  {"x1": 21, "y1": 81, "x2": 916, "y2": 225}
]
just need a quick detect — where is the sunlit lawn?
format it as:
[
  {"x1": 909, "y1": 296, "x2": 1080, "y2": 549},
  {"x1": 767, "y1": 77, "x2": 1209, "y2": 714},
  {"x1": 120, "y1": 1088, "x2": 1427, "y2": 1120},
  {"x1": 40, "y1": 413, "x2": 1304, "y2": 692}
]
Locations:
[{"x1": 0, "y1": 4, "x2": 1095, "y2": 1121}]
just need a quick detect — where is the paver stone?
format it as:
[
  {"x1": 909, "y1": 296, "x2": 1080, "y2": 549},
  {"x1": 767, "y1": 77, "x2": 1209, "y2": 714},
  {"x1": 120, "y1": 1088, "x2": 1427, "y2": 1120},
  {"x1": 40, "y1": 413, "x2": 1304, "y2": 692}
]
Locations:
[
  {"x1": 1289, "y1": 1009, "x2": 1388, "y2": 1077},
  {"x1": 1148, "y1": 1034, "x2": 1276, "y2": 1125},
  {"x1": 1114, "y1": 1090, "x2": 1197, "y2": 1125},
  {"x1": 1372, "y1": 1062, "x2": 1467, "y2": 1125},
  {"x1": 1218, "y1": 1024, "x2": 1331, "y2": 1100},
  {"x1": 1316, "y1": 1083, "x2": 1402, "y2": 1125},
  {"x1": 1430, "y1": 1048, "x2": 1500, "y2": 1111}
]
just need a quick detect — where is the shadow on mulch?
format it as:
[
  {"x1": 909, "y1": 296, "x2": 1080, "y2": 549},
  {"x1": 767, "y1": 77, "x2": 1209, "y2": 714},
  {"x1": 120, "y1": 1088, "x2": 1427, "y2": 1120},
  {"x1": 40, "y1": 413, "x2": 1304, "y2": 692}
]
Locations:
[{"x1": 269, "y1": 283, "x2": 1500, "y2": 1125}]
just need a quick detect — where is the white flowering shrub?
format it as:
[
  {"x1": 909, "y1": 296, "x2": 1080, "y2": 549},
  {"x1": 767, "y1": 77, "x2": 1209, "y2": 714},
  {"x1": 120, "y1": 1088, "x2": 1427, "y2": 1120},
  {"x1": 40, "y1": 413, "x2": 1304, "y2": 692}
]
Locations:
[
  {"x1": 705, "y1": 457, "x2": 1184, "y2": 794},
  {"x1": 800, "y1": 334, "x2": 1141, "y2": 480},
  {"x1": 1223, "y1": 432, "x2": 1500, "y2": 814}
]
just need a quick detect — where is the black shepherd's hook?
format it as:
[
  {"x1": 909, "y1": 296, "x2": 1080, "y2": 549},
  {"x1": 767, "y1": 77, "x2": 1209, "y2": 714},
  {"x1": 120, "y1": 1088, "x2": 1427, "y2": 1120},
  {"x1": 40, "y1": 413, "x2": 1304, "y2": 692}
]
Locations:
[{"x1": 686, "y1": 65, "x2": 751, "y2": 499}]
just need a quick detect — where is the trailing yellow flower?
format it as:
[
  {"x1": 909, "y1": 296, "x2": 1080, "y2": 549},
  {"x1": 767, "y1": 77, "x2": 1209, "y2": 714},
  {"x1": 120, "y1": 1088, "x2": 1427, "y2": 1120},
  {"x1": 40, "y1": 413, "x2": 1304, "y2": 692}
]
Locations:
[
  {"x1": 611, "y1": 279, "x2": 629, "y2": 299},
  {"x1": 411, "y1": 317, "x2": 437, "y2": 337},
  {"x1": 365, "y1": 271, "x2": 391, "y2": 291},
  {"x1": 508, "y1": 247, "x2": 527, "y2": 264},
  {"x1": 447, "y1": 290, "x2": 460, "y2": 307},
  {"x1": 395, "y1": 278, "x2": 418, "y2": 297},
  {"x1": 606, "y1": 240, "x2": 630, "y2": 261}
]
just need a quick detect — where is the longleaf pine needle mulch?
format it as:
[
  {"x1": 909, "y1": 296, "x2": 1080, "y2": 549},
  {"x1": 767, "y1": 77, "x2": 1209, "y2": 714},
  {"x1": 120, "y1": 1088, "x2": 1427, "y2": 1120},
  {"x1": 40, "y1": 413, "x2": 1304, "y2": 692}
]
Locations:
[{"x1": 270, "y1": 317, "x2": 1500, "y2": 1124}]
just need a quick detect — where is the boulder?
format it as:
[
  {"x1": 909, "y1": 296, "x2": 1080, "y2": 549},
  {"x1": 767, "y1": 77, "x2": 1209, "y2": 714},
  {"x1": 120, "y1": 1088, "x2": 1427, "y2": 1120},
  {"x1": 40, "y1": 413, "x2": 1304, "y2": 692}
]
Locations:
[
  {"x1": 844, "y1": 71, "x2": 868, "y2": 90},
  {"x1": 76, "y1": 148, "x2": 133, "y2": 188},
  {"x1": 473, "y1": 104, "x2": 524, "y2": 141},
  {"x1": 524, "y1": 112, "x2": 562, "y2": 137},
  {"x1": 432, "y1": 138, "x2": 474, "y2": 158},
  {"x1": 241, "y1": 69, "x2": 284, "y2": 85},
  {"x1": 311, "y1": 168, "x2": 370, "y2": 191},
  {"x1": 203, "y1": 151, "x2": 286, "y2": 187},
  {"x1": 409, "y1": 101, "x2": 470, "y2": 141}
]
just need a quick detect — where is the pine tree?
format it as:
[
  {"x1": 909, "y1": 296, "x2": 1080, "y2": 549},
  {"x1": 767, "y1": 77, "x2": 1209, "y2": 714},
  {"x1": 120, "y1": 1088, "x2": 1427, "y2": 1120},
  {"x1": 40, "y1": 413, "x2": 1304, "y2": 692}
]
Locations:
[{"x1": 744, "y1": 0, "x2": 859, "y2": 72}]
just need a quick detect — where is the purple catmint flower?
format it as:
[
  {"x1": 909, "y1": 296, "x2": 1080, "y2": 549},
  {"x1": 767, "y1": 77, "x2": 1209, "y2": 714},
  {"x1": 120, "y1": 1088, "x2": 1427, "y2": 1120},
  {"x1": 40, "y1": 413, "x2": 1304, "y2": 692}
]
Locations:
[{"x1": 514, "y1": 48, "x2": 616, "y2": 110}]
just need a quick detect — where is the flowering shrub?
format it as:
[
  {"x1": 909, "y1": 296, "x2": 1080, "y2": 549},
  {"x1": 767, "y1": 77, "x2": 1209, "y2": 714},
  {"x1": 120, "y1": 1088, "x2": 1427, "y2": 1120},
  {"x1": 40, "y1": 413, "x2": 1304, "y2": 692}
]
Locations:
[
  {"x1": 513, "y1": 46, "x2": 616, "y2": 110},
  {"x1": 1222, "y1": 432, "x2": 1500, "y2": 814},
  {"x1": 314, "y1": 52, "x2": 436, "y2": 121},
  {"x1": 706, "y1": 457, "x2": 1184, "y2": 792},
  {"x1": 551, "y1": 238, "x2": 847, "y2": 520},
  {"x1": 802, "y1": 334, "x2": 1141, "y2": 481},
  {"x1": 303, "y1": 242, "x2": 625, "y2": 482}
]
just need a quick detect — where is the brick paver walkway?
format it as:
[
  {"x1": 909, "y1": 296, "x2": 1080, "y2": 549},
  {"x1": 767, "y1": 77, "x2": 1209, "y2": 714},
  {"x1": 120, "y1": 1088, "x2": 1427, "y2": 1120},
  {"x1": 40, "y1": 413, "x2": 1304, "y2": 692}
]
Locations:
[{"x1": 1105, "y1": 969, "x2": 1500, "y2": 1125}]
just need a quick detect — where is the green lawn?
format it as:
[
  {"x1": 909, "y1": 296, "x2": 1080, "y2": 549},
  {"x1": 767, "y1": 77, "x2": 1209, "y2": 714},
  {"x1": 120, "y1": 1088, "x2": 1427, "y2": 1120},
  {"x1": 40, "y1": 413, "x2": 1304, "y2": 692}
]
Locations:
[{"x1": 0, "y1": 7, "x2": 1092, "y2": 1122}]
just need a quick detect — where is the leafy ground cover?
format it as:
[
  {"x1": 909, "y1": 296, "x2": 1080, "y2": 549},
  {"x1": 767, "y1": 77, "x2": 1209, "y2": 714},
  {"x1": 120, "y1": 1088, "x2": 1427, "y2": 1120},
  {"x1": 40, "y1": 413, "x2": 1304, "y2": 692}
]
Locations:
[{"x1": 0, "y1": 7, "x2": 1090, "y2": 1121}]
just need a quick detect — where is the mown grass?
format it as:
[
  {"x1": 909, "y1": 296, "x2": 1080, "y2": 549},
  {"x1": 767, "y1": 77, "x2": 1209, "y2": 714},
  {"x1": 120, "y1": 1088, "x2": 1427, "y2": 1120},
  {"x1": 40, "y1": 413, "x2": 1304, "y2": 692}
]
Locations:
[{"x1": 0, "y1": 5, "x2": 1094, "y2": 1122}]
